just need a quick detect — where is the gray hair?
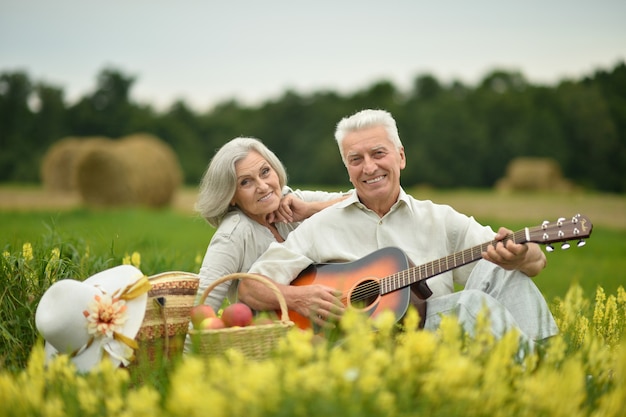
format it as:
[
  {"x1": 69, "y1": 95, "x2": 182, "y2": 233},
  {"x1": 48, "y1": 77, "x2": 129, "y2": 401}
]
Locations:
[
  {"x1": 334, "y1": 109, "x2": 403, "y2": 164},
  {"x1": 196, "y1": 137, "x2": 288, "y2": 227}
]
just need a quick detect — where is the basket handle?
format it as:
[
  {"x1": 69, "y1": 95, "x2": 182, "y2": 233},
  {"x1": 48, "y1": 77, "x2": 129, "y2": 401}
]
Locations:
[{"x1": 198, "y1": 273, "x2": 291, "y2": 323}]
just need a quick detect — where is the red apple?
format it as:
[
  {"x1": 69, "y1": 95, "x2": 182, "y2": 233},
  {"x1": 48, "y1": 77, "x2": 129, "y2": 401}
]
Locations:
[
  {"x1": 221, "y1": 303, "x2": 253, "y2": 327},
  {"x1": 190, "y1": 304, "x2": 217, "y2": 329},
  {"x1": 200, "y1": 317, "x2": 226, "y2": 330}
]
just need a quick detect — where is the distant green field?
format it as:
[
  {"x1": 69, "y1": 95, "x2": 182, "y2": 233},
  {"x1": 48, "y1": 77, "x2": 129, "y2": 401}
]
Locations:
[
  {"x1": 1, "y1": 207, "x2": 624, "y2": 303},
  {"x1": 0, "y1": 208, "x2": 213, "y2": 274}
]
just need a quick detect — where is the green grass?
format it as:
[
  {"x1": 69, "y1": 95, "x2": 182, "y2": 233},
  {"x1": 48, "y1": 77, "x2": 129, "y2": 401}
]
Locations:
[
  {"x1": 1, "y1": 208, "x2": 213, "y2": 275},
  {"x1": 1, "y1": 208, "x2": 624, "y2": 303}
]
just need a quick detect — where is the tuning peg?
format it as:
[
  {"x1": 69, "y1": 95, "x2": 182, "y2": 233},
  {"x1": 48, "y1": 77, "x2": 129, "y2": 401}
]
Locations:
[
  {"x1": 546, "y1": 245, "x2": 554, "y2": 252},
  {"x1": 577, "y1": 240, "x2": 586, "y2": 247},
  {"x1": 561, "y1": 242, "x2": 571, "y2": 250}
]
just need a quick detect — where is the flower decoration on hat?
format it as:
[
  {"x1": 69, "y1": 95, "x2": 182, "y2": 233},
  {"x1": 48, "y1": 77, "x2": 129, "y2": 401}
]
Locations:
[
  {"x1": 79, "y1": 275, "x2": 152, "y2": 366},
  {"x1": 84, "y1": 294, "x2": 128, "y2": 338}
]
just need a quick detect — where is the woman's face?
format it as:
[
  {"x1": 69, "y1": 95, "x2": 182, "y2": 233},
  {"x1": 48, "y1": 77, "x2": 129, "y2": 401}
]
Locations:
[{"x1": 230, "y1": 150, "x2": 282, "y2": 224}]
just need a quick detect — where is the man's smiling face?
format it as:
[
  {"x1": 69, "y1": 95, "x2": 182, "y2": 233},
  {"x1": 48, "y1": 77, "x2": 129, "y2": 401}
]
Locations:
[{"x1": 342, "y1": 125, "x2": 405, "y2": 215}]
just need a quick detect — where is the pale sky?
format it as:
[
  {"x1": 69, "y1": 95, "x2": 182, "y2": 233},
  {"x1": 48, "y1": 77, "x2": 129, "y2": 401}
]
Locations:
[{"x1": 1, "y1": 0, "x2": 625, "y2": 111}]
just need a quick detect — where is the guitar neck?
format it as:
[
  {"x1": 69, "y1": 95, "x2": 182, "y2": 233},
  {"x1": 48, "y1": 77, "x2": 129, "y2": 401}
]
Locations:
[{"x1": 380, "y1": 230, "x2": 528, "y2": 295}]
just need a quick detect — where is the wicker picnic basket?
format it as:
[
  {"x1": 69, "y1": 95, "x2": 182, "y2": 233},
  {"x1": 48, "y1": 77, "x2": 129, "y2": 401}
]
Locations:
[
  {"x1": 189, "y1": 273, "x2": 294, "y2": 360},
  {"x1": 130, "y1": 271, "x2": 200, "y2": 367}
]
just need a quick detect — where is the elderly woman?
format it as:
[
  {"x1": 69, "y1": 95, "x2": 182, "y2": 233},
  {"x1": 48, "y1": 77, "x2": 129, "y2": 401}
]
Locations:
[{"x1": 193, "y1": 136, "x2": 346, "y2": 313}]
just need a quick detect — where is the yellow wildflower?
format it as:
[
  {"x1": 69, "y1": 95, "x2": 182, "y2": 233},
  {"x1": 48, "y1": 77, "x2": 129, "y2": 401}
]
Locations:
[
  {"x1": 517, "y1": 358, "x2": 586, "y2": 417},
  {"x1": 591, "y1": 344, "x2": 626, "y2": 417},
  {"x1": 123, "y1": 251, "x2": 141, "y2": 268},
  {"x1": 50, "y1": 247, "x2": 60, "y2": 261},
  {"x1": 77, "y1": 379, "x2": 100, "y2": 414},
  {"x1": 573, "y1": 315, "x2": 590, "y2": 347},
  {"x1": 45, "y1": 247, "x2": 61, "y2": 280},
  {"x1": 0, "y1": 374, "x2": 28, "y2": 413},
  {"x1": 437, "y1": 314, "x2": 464, "y2": 351},
  {"x1": 39, "y1": 397, "x2": 65, "y2": 417},
  {"x1": 119, "y1": 386, "x2": 162, "y2": 417},
  {"x1": 593, "y1": 286, "x2": 606, "y2": 329},
  {"x1": 601, "y1": 295, "x2": 619, "y2": 346},
  {"x1": 554, "y1": 284, "x2": 589, "y2": 332},
  {"x1": 466, "y1": 305, "x2": 497, "y2": 358},
  {"x1": 278, "y1": 328, "x2": 315, "y2": 363},
  {"x1": 480, "y1": 330, "x2": 527, "y2": 414},
  {"x1": 542, "y1": 334, "x2": 568, "y2": 366},
  {"x1": 617, "y1": 286, "x2": 626, "y2": 305},
  {"x1": 131, "y1": 251, "x2": 141, "y2": 268},
  {"x1": 166, "y1": 357, "x2": 228, "y2": 417},
  {"x1": 22, "y1": 242, "x2": 33, "y2": 262}
]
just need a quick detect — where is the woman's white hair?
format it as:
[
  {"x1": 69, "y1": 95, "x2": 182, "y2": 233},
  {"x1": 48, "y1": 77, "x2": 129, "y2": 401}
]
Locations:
[
  {"x1": 334, "y1": 109, "x2": 403, "y2": 164},
  {"x1": 195, "y1": 137, "x2": 288, "y2": 228}
]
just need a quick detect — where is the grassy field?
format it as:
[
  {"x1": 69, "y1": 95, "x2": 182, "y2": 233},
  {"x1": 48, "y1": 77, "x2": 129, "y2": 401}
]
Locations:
[
  {"x1": 1, "y1": 185, "x2": 625, "y2": 303},
  {"x1": 2, "y1": 185, "x2": 625, "y2": 416}
]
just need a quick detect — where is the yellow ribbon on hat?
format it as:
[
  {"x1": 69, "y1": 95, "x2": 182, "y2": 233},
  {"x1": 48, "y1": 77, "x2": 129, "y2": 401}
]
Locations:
[
  {"x1": 115, "y1": 274, "x2": 153, "y2": 301},
  {"x1": 110, "y1": 275, "x2": 152, "y2": 354}
]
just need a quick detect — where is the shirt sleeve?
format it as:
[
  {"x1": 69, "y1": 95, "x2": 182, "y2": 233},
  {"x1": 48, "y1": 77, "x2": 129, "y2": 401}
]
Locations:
[
  {"x1": 197, "y1": 230, "x2": 243, "y2": 311},
  {"x1": 289, "y1": 188, "x2": 346, "y2": 203},
  {"x1": 248, "y1": 240, "x2": 315, "y2": 285},
  {"x1": 449, "y1": 213, "x2": 496, "y2": 287}
]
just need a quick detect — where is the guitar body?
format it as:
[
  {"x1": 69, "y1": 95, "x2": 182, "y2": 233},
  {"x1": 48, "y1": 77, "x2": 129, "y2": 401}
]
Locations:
[{"x1": 288, "y1": 247, "x2": 412, "y2": 330}]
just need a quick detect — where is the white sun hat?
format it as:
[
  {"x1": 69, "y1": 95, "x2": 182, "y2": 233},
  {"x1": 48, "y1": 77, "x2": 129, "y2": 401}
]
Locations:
[{"x1": 35, "y1": 265, "x2": 151, "y2": 372}]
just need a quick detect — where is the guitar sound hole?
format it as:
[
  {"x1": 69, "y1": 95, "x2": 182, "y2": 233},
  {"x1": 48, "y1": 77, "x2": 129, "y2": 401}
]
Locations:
[{"x1": 349, "y1": 279, "x2": 380, "y2": 310}]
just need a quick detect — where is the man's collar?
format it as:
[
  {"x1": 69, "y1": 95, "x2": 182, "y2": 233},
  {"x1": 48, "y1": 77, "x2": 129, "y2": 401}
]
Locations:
[
  {"x1": 394, "y1": 188, "x2": 414, "y2": 213},
  {"x1": 337, "y1": 188, "x2": 413, "y2": 212},
  {"x1": 336, "y1": 190, "x2": 359, "y2": 208}
]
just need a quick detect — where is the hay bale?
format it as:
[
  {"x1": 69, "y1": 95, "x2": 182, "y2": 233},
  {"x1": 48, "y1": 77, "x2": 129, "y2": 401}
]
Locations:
[
  {"x1": 495, "y1": 157, "x2": 573, "y2": 192},
  {"x1": 75, "y1": 133, "x2": 182, "y2": 208},
  {"x1": 40, "y1": 136, "x2": 109, "y2": 192},
  {"x1": 74, "y1": 141, "x2": 134, "y2": 205},
  {"x1": 119, "y1": 134, "x2": 183, "y2": 207}
]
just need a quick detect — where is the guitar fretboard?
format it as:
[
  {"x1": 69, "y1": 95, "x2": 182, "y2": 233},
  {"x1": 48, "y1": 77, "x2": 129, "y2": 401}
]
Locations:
[{"x1": 380, "y1": 230, "x2": 527, "y2": 295}]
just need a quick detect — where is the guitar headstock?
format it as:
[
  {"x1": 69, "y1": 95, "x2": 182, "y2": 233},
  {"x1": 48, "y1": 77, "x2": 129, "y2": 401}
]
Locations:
[{"x1": 526, "y1": 214, "x2": 593, "y2": 252}]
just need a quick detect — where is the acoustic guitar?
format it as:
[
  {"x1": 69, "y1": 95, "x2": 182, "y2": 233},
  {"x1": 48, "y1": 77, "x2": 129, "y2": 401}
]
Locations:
[{"x1": 287, "y1": 214, "x2": 593, "y2": 330}]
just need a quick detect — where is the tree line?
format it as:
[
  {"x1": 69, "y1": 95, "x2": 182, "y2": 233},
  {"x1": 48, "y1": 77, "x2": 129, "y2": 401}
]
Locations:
[{"x1": 1, "y1": 62, "x2": 625, "y2": 192}]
